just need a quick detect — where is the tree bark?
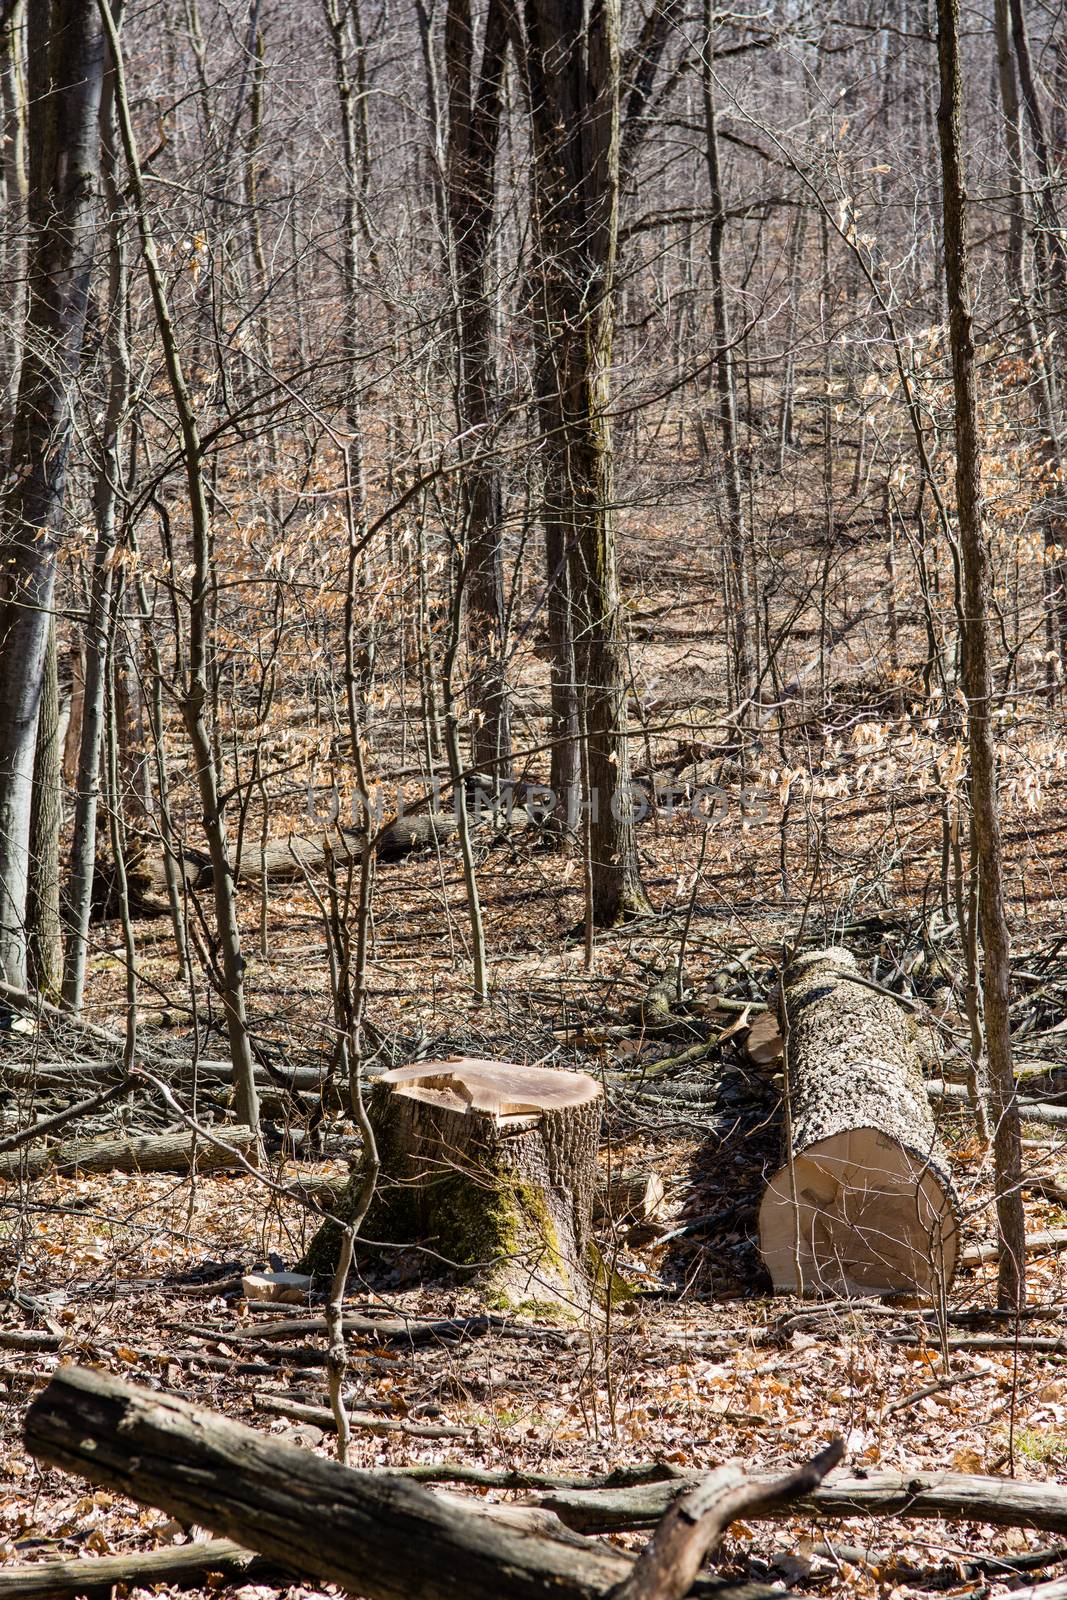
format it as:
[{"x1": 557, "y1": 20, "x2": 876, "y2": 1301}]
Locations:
[
  {"x1": 532, "y1": 1467, "x2": 1067, "y2": 1538},
  {"x1": 27, "y1": 619, "x2": 63, "y2": 996},
  {"x1": 524, "y1": 0, "x2": 648, "y2": 923},
  {"x1": 0, "y1": 1540, "x2": 274, "y2": 1600},
  {"x1": 0, "y1": 0, "x2": 104, "y2": 991},
  {"x1": 445, "y1": 0, "x2": 513, "y2": 784},
  {"x1": 758, "y1": 948, "x2": 960, "y2": 1297},
  {"x1": 701, "y1": 2, "x2": 753, "y2": 709},
  {"x1": 62, "y1": 45, "x2": 130, "y2": 1010},
  {"x1": 935, "y1": 0, "x2": 1026, "y2": 1310}
]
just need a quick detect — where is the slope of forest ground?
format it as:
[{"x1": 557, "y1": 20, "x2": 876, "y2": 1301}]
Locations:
[{"x1": 5, "y1": 525, "x2": 1067, "y2": 1599}]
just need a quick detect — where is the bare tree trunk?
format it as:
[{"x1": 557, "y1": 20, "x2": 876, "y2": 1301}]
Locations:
[
  {"x1": 0, "y1": 0, "x2": 104, "y2": 992},
  {"x1": 701, "y1": 3, "x2": 753, "y2": 709},
  {"x1": 532, "y1": 314, "x2": 582, "y2": 840},
  {"x1": 0, "y1": 0, "x2": 27, "y2": 448},
  {"x1": 63, "y1": 46, "x2": 130, "y2": 1010},
  {"x1": 525, "y1": 0, "x2": 647, "y2": 924},
  {"x1": 935, "y1": 0, "x2": 1025, "y2": 1310},
  {"x1": 27, "y1": 620, "x2": 62, "y2": 996},
  {"x1": 100, "y1": 1, "x2": 259, "y2": 1136},
  {"x1": 993, "y1": 0, "x2": 1025, "y2": 293},
  {"x1": 444, "y1": 0, "x2": 512, "y2": 786}
]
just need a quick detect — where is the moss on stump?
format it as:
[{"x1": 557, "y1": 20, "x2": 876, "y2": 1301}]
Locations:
[{"x1": 299, "y1": 1058, "x2": 602, "y2": 1310}]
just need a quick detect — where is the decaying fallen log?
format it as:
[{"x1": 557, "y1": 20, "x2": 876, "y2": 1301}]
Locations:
[
  {"x1": 299, "y1": 1058, "x2": 602, "y2": 1307},
  {"x1": 609, "y1": 1440, "x2": 843, "y2": 1600},
  {"x1": 0, "y1": 1077, "x2": 134, "y2": 1155},
  {"x1": 758, "y1": 948, "x2": 960, "y2": 1298},
  {"x1": 252, "y1": 1391, "x2": 467, "y2": 1439},
  {"x1": 23, "y1": 1367, "x2": 781, "y2": 1600},
  {"x1": 960, "y1": 1228, "x2": 1067, "y2": 1268},
  {"x1": 0, "y1": 1125, "x2": 257, "y2": 1180},
  {"x1": 530, "y1": 1467, "x2": 1067, "y2": 1537},
  {"x1": 0, "y1": 1540, "x2": 274, "y2": 1600},
  {"x1": 97, "y1": 806, "x2": 470, "y2": 919}
]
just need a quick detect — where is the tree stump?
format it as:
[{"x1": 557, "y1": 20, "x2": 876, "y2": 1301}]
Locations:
[
  {"x1": 299, "y1": 1058, "x2": 602, "y2": 1310},
  {"x1": 758, "y1": 948, "x2": 960, "y2": 1298}
]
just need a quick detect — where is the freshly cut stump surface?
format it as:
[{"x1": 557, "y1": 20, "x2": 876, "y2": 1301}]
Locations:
[
  {"x1": 300, "y1": 1058, "x2": 602, "y2": 1310},
  {"x1": 758, "y1": 948, "x2": 959, "y2": 1298}
]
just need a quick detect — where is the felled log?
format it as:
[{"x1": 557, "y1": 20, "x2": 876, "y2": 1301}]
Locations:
[
  {"x1": 758, "y1": 948, "x2": 960, "y2": 1297},
  {"x1": 960, "y1": 1228, "x2": 1067, "y2": 1268},
  {"x1": 299, "y1": 1057, "x2": 602, "y2": 1308},
  {"x1": 0, "y1": 1125, "x2": 257, "y2": 1180},
  {"x1": 0, "y1": 1541, "x2": 274, "y2": 1600},
  {"x1": 22, "y1": 1367, "x2": 778, "y2": 1600},
  {"x1": 594, "y1": 1172, "x2": 667, "y2": 1227},
  {"x1": 0, "y1": 1078, "x2": 134, "y2": 1155}
]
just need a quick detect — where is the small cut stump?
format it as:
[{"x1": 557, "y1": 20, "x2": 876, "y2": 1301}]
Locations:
[
  {"x1": 300, "y1": 1058, "x2": 602, "y2": 1310},
  {"x1": 758, "y1": 948, "x2": 960, "y2": 1298}
]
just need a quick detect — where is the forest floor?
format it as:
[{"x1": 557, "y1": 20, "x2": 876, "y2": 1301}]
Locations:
[{"x1": 5, "y1": 518, "x2": 1067, "y2": 1598}]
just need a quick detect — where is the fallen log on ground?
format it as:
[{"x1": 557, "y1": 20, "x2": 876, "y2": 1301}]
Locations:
[
  {"x1": 0, "y1": 1540, "x2": 275, "y2": 1600},
  {"x1": 0, "y1": 1077, "x2": 134, "y2": 1155},
  {"x1": 0, "y1": 1125, "x2": 257, "y2": 1180},
  {"x1": 929, "y1": 1080, "x2": 1067, "y2": 1129},
  {"x1": 298, "y1": 1058, "x2": 602, "y2": 1306},
  {"x1": 960, "y1": 1228, "x2": 1067, "y2": 1268},
  {"x1": 530, "y1": 1468, "x2": 1067, "y2": 1537},
  {"x1": 252, "y1": 1392, "x2": 467, "y2": 1439},
  {"x1": 99, "y1": 807, "x2": 470, "y2": 919},
  {"x1": 23, "y1": 1367, "x2": 781, "y2": 1600},
  {"x1": 758, "y1": 947, "x2": 960, "y2": 1297}
]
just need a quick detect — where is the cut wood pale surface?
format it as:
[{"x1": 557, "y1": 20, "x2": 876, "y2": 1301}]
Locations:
[
  {"x1": 744, "y1": 1011, "x2": 784, "y2": 1067},
  {"x1": 299, "y1": 1058, "x2": 602, "y2": 1307},
  {"x1": 758, "y1": 948, "x2": 959, "y2": 1298}
]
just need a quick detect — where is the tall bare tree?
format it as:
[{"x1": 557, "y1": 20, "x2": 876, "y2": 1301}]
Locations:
[
  {"x1": 0, "y1": 0, "x2": 104, "y2": 992},
  {"x1": 935, "y1": 0, "x2": 1025, "y2": 1310},
  {"x1": 444, "y1": 0, "x2": 512, "y2": 786},
  {"x1": 525, "y1": 0, "x2": 648, "y2": 925}
]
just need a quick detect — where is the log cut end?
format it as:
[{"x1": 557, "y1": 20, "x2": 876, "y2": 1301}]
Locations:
[
  {"x1": 758, "y1": 947, "x2": 960, "y2": 1298},
  {"x1": 300, "y1": 1059, "x2": 603, "y2": 1312},
  {"x1": 758, "y1": 1124, "x2": 959, "y2": 1296}
]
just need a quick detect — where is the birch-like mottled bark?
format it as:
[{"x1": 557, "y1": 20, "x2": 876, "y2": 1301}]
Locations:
[{"x1": 0, "y1": 0, "x2": 104, "y2": 991}]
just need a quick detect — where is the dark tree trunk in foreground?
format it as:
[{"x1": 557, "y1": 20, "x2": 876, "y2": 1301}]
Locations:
[
  {"x1": 25, "y1": 1367, "x2": 793, "y2": 1600},
  {"x1": 525, "y1": 0, "x2": 648, "y2": 924},
  {"x1": 935, "y1": 0, "x2": 1026, "y2": 1310},
  {"x1": 445, "y1": 0, "x2": 513, "y2": 785},
  {"x1": 0, "y1": 0, "x2": 104, "y2": 990}
]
